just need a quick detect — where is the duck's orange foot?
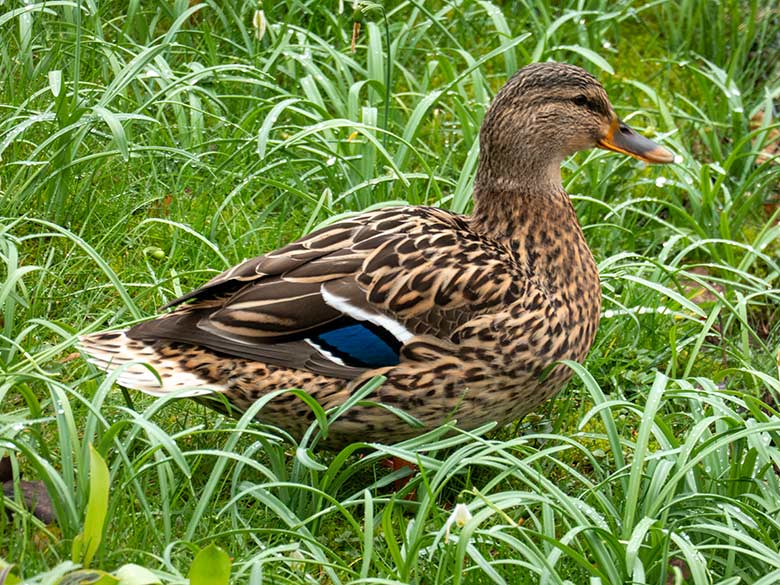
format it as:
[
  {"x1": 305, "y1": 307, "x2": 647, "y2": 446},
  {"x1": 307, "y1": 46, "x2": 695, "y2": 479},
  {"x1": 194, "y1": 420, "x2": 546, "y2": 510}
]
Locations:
[{"x1": 380, "y1": 456, "x2": 418, "y2": 496}]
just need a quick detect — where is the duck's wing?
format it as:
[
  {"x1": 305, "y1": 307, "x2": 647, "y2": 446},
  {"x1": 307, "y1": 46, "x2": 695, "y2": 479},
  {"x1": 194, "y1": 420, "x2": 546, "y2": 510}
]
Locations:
[{"x1": 126, "y1": 207, "x2": 521, "y2": 379}]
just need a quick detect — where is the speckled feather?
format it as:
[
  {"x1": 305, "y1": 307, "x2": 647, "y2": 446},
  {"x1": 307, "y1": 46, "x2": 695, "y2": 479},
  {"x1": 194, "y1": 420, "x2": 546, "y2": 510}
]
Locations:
[{"x1": 80, "y1": 63, "x2": 670, "y2": 447}]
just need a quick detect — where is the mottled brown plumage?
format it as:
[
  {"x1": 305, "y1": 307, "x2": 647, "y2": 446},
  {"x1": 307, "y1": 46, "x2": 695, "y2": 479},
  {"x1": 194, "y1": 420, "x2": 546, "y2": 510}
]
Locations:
[{"x1": 80, "y1": 62, "x2": 673, "y2": 447}]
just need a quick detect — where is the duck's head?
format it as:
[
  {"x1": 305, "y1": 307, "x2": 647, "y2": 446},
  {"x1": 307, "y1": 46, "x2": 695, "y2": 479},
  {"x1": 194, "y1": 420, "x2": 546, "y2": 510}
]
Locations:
[{"x1": 476, "y1": 62, "x2": 674, "y2": 190}]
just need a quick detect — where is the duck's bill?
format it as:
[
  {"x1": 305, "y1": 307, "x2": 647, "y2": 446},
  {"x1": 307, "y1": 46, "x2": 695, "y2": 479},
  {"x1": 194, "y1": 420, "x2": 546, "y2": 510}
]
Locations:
[{"x1": 597, "y1": 119, "x2": 675, "y2": 164}]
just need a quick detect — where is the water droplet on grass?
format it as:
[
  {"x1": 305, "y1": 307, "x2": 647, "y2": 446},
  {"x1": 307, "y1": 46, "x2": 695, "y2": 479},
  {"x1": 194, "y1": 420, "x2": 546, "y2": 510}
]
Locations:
[{"x1": 709, "y1": 162, "x2": 726, "y2": 175}]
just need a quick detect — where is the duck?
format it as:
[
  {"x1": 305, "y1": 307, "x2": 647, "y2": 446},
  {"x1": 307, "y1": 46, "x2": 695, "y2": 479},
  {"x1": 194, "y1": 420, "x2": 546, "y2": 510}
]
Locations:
[{"x1": 79, "y1": 62, "x2": 673, "y2": 447}]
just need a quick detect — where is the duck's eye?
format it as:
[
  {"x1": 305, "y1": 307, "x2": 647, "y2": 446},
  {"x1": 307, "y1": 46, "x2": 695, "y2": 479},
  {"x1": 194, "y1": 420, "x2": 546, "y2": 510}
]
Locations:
[{"x1": 573, "y1": 95, "x2": 589, "y2": 107}]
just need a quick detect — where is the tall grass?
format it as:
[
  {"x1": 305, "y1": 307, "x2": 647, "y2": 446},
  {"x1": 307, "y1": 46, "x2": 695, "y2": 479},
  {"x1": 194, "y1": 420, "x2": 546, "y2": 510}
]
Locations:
[{"x1": 2, "y1": 0, "x2": 780, "y2": 582}]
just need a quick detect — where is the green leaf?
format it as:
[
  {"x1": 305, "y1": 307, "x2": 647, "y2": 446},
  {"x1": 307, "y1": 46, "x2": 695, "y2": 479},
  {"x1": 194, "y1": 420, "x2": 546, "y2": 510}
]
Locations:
[
  {"x1": 188, "y1": 544, "x2": 231, "y2": 585},
  {"x1": 0, "y1": 559, "x2": 21, "y2": 585},
  {"x1": 295, "y1": 447, "x2": 328, "y2": 472},
  {"x1": 552, "y1": 44, "x2": 615, "y2": 74},
  {"x1": 59, "y1": 570, "x2": 119, "y2": 585},
  {"x1": 48, "y1": 70, "x2": 63, "y2": 97},
  {"x1": 114, "y1": 564, "x2": 161, "y2": 585},
  {"x1": 72, "y1": 445, "x2": 110, "y2": 568},
  {"x1": 92, "y1": 106, "x2": 129, "y2": 162}
]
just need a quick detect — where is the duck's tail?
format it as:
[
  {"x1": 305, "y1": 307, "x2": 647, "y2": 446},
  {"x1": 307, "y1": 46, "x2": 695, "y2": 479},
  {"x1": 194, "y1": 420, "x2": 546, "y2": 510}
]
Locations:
[{"x1": 78, "y1": 331, "x2": 222, "y2": 397}]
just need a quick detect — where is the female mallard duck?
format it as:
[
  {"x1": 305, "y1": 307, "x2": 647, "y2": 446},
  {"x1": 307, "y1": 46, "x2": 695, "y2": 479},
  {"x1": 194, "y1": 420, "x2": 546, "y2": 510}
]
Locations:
[{"x1": 80, "y1": 62, "x2": 673, "y2": 446}]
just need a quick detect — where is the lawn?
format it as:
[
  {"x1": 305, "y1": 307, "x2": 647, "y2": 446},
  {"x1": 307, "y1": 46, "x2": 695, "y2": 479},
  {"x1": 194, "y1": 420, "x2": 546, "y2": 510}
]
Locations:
[{"x1": 1, "y1": 0, "x2": 780, "y2": 583}]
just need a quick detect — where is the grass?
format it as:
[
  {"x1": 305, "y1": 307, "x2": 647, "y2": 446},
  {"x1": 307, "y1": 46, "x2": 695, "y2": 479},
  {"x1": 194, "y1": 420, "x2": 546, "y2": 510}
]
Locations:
[{"x1": 1, "y1": 0, "x2": 780, "y2": 582}]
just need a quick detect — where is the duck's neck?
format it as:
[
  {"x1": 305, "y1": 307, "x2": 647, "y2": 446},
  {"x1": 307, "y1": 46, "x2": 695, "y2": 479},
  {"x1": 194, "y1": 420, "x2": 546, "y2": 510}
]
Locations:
[
  {"x1": 469, "y1": 175, "x2": 599, "y2": 305},
  {"x1": 469, "y1": 142, "x2": 568, "y2": 236},
  {"x1": 470, "y1": 174, "x2": 572, "y2": 243}
]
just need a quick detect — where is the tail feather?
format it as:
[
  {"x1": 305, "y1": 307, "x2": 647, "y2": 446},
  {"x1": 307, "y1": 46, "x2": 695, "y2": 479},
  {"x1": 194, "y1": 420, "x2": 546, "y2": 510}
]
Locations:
[{"x1": 78, "y1": 330, "x2": 223, "y2": 397}]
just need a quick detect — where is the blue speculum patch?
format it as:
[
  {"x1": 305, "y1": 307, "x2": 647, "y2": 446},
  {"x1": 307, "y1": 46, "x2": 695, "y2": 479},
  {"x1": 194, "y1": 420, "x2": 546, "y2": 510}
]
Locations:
[{"x1": 312, "y1": 321, "x2": 402, "y2": 368}]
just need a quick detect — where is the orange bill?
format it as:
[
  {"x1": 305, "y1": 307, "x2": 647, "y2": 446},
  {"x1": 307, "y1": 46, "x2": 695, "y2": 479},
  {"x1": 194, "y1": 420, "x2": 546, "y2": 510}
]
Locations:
[{"x1": 597, "y1": 119, "x2": 674, "y2": 164}]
